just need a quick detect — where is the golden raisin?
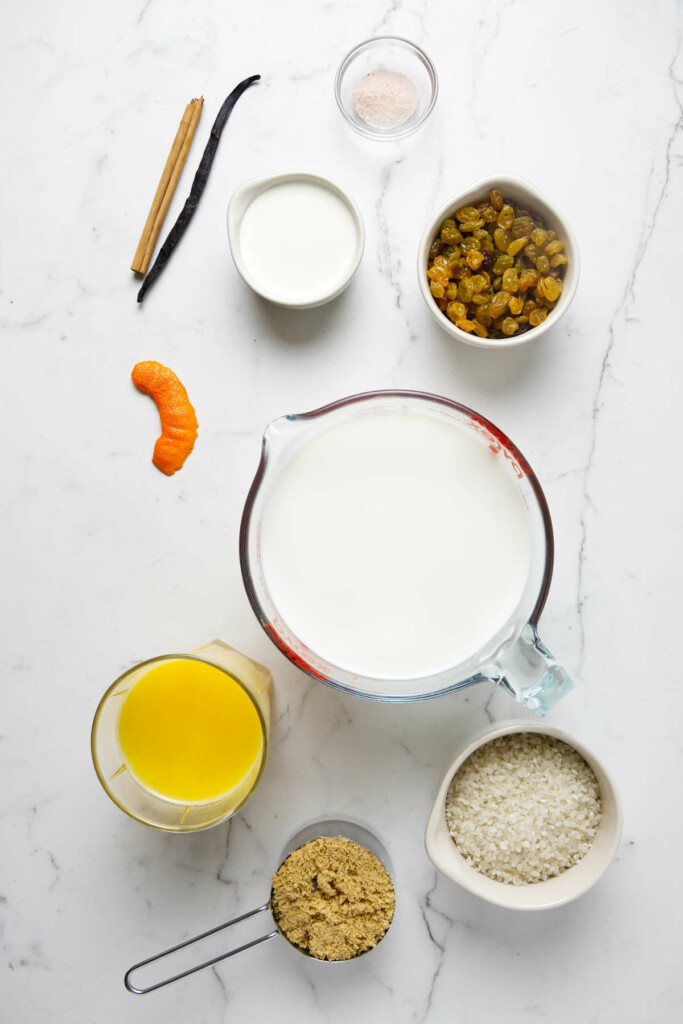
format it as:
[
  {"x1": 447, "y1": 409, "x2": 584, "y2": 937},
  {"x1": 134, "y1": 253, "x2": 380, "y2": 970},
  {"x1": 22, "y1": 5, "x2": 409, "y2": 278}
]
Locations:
[
  {"x1": 455, "y1": 206, "x2": 480, "y2": 223},
  {"x1": 501, "y1": 317, "x2": 519, "y2": 336},
  {"x1": 489, "y1": 291, "x2": 511, "y2": 318},
  {"x1": 546, "y1": 239, "x2": 565, "y2": 256},
  {"x1": 528, "y1": 307, "x2": 548, "y2": 327},
  {"x1": 539, "y1": 277, "x2": 562, "y2": 302},
  {"x1": 489, "y1": 189, "x2": 503, "y2": 212},
  {"x1": 502, "y1": 269, "x2": 519, "y2": 293},
  {"x1": 466, "y1": 250, "x2": 485, "y2": 270},
  {"x1": 493, "y1": 228, "x2": 511, "y2": 252},
  {"x1": 455, "y1": 318, "x2": 476, "y2": 333},
  {"x1": 427, "y1": 267, "x2": 449, "y2": 287},
  {"x1": 507, "y1": 237, "x2": 528, "y2": 257},
  {"x1": 518, "y1": 270, "x2": 539, "y2": 292},
  {"x1": 493, "y1": 254, "x2": 514, "y2": 275},
  {"x1": 458, "y1": 278, "x2": 476, "y2": 303},
  {"x1": 441, "y1": 225, "x2": 462, "y2": 245},
  {"x1": 497, "y1": 205, "x2": 515, "y2": 230},
  {"x1": 512, "y1": 217, "x2": 534, "y2": 239}
]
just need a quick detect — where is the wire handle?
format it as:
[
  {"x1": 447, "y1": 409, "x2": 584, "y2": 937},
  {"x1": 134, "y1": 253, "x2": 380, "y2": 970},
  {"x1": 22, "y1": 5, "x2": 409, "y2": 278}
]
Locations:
[{"x1": 124, "y1": 901, "x2": 278, "y2": 994}]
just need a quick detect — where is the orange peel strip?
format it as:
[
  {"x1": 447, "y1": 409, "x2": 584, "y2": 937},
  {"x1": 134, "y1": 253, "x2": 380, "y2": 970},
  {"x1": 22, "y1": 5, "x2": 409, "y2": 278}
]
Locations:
[{"x1": 131, "y1": 360, "x2": 198, "y2": 476}]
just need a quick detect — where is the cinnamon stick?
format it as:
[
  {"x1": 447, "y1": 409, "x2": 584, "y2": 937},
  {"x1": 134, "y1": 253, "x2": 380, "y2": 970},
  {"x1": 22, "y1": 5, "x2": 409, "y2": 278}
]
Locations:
[
  {"x1": 131, "y1": 97, "x2": 204, "y2": 275},
  {"x1": 137, "y1": 76, "x2": 260, "y2": 303}
]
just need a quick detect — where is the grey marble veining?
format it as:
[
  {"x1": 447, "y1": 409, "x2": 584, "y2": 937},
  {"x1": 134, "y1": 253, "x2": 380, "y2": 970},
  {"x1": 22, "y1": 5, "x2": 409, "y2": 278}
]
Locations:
[{"x1": 2, "y1": 0, "x2": 682, "y2": 1021}]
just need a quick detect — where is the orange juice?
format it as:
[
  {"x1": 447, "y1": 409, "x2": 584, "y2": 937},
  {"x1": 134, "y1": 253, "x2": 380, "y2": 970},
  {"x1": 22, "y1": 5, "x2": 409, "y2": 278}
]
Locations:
[{"x1": 117, "y1": 658, "x2": 264, "y2": 804}]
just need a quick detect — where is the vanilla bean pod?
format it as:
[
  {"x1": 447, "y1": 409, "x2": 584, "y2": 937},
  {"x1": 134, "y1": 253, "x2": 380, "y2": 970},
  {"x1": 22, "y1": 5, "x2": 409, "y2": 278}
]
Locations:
[{"x1": 137, "y1": 74, "x2": 260, "y2": 303}]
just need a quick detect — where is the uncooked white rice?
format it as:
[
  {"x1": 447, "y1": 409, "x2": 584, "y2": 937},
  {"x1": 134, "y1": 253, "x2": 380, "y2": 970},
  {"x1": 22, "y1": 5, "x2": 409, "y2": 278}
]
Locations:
[{"x1": 445, "y1": 732, "x2": 602, "y2": 886}]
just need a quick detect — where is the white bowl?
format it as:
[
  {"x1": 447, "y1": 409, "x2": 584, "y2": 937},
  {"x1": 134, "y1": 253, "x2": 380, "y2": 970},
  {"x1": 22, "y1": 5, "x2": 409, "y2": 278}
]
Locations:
[
  {"x1": 425, "y1": 720, "x2": 622, "y2": 910},
  {"x1": 227, "y1": 171, "x2": 365, "y2": 309},
  {"x1": 417, "y1": 173, "x2": 580, "y2": 349}
]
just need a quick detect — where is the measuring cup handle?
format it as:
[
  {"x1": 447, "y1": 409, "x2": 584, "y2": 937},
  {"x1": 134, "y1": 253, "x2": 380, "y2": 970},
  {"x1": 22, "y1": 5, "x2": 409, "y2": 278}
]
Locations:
[
  {"x1": 485, "y1": 623, "x2": 573, "y2": 717},
  {"x1": 124, "y1": 902, "x2": 278, "y2": 995}
]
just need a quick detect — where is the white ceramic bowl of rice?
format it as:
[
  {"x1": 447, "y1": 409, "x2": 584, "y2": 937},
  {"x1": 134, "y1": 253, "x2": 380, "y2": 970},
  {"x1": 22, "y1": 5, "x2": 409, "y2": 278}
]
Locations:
[{"x1": 425, "y1": 721, "x2": 622, "y2": 910}]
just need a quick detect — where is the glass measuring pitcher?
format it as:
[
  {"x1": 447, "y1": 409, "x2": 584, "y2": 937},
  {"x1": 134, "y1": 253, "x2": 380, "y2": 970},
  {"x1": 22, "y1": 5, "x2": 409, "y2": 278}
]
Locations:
[{"x1": 240, "y1": 390, "x2": 572, "y2": 715}]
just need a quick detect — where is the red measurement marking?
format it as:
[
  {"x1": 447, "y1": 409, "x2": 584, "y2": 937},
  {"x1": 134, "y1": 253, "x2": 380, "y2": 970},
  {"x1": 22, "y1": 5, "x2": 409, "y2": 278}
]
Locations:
[
  {"x1": 469, "y1": 416, "x2": 532, "y2": 478},
  {"x1": 265, "y1": 624, "x2": 328, "y2": 682}
]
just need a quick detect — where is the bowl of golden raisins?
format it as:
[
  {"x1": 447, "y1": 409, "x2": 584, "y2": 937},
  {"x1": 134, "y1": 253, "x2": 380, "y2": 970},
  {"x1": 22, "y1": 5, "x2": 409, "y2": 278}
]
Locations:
[{"x1": 418, "y1": 174, "x2": 579, "y2": 348}]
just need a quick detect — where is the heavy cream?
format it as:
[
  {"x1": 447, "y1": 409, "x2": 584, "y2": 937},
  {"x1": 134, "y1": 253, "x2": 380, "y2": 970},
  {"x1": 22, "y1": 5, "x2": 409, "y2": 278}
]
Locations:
[
  {"x1": 238, "y1": 180, "x2": 359, "y2": 304},
  {"x1": 259, "y1": 408, "x2": 532, "y2": 680}
]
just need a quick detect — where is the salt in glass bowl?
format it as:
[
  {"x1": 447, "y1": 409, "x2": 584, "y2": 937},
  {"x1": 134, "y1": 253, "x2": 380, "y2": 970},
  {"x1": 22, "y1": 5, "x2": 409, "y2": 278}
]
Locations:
[
  {"x1": 335, "y1": 36, "x2": 438, "y2": 141},
  {"x1": 417, "y1": 173, "x2": 580, "y2": 349},
  {"x1": 424, "y1": 720, "x2": 622, "y2": 910}
]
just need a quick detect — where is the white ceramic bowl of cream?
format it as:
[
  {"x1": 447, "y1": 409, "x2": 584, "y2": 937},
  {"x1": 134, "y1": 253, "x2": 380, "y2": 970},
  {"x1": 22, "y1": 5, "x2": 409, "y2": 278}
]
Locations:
[
  {"x1": 417, "y1": 173, "x2": 579, "y2": 349},
  {"x1": 227, "y1": 171, "x2": 365, "y2": 309},
  {"x1": 424, "y1": 720, "x2": 622, "y2": 910}
]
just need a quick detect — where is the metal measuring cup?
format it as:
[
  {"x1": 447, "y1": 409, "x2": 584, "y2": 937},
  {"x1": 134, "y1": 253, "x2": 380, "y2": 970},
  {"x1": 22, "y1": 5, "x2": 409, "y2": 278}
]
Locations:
[{"x1": 124, "y1": 818, "x2": 394, "y2": 994}]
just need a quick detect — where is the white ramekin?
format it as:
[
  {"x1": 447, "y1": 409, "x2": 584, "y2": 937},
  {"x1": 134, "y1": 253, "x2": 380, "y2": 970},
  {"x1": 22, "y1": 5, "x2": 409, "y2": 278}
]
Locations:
[
  {"x1": 417, "y1": 173, "x2": 579, "y2": 349},
  {"x1": 425, "y1": 720, "x2": 622, "y2": 910},
  {"x1": 227, "y1": 171, "x2": 365, "y2": 309}
]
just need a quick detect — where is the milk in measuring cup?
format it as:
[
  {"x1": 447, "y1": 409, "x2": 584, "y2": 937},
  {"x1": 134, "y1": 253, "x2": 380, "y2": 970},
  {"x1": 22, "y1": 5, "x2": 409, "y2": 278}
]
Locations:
[{"x1": 259, "y1": 408, "x2": 531, "y2": 680}]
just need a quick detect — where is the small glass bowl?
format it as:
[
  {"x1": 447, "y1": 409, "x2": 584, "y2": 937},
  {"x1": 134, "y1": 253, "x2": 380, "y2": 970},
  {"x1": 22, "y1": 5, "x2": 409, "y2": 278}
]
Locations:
[
  {"x1": 335, "y1": 36, "x2": 438, "y2": 141},
  {"x1": 91, "y1": 648, "x2": 270, "y2": 833}
]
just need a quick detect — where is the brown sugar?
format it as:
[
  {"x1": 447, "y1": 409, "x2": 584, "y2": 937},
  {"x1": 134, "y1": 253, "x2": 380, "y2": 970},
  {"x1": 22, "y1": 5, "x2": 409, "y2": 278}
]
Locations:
[{"x1": 271, "y1": 837, "x2": 395, "y2": 961}]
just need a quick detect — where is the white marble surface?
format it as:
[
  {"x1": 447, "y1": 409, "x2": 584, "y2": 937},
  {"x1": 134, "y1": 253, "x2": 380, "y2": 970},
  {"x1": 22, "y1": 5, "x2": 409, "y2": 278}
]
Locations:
[{"x1": 2, "y1": 0, "x2": 682, "y2": 1020}]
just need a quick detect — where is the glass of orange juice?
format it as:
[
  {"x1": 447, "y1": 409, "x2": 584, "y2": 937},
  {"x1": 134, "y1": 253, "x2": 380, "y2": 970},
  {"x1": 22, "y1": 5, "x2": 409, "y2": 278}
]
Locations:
[{"x1": 91, "y1": 641, "x2": 271, "y2": 832}]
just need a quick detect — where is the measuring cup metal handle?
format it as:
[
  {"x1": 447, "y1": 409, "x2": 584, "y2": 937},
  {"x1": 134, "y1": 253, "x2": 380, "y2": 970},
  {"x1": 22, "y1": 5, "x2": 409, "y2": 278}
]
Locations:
[
  {"x1": 483, "y1": 623, "x2": 573, "y2": 717},
  {"x1": 124, "y1": 902, "x2": 278, "y2": 995}
]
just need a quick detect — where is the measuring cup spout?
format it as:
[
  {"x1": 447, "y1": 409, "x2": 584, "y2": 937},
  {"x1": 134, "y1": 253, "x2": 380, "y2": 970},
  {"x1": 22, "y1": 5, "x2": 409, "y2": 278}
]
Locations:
[
  {"x1": 481, "y1": 623, "x2": 573, "y2": 717},
  {"x1": 124, "y1": 902, "x2": 277, "y2": 995}
]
